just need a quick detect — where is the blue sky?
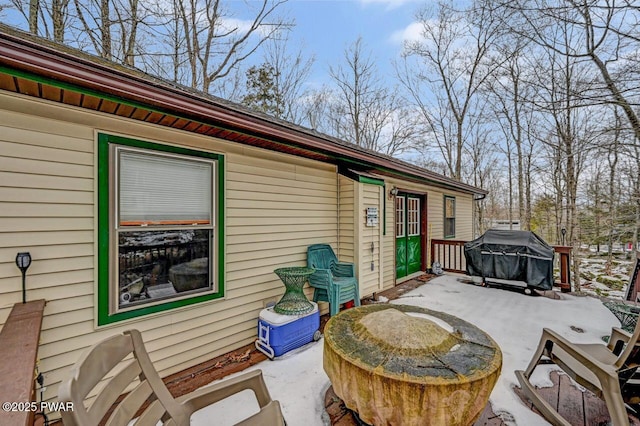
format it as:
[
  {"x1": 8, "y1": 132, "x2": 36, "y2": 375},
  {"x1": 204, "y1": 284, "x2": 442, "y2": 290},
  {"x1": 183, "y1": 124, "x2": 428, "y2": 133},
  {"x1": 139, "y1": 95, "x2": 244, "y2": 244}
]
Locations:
[
  {"x1": 1, "y1": 0, "x2": 426, "y2": 89},
  {"x1": 262, "y1": 0, "x2": 425, "y2": 86}
]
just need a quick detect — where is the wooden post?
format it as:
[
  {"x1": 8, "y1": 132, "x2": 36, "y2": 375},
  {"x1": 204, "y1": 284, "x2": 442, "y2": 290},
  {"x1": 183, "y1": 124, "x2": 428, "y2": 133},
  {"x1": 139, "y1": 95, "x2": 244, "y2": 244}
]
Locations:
[
  {"x1": 553, "y1": 246, "x2": 572, "y2": 293},
  {"x1": 624, "y1": 252, "x2": 640, "y2": 302}
]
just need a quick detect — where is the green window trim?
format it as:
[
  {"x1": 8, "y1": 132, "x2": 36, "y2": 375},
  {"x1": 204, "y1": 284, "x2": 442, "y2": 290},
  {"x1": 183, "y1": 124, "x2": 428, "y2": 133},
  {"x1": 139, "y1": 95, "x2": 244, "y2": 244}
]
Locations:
[
  {"x1": 444, "y1": 195, "x2": 456, "y2": 239},
  {"x1": 97, "y1": 133, "x2": 225, "y2": 326}
]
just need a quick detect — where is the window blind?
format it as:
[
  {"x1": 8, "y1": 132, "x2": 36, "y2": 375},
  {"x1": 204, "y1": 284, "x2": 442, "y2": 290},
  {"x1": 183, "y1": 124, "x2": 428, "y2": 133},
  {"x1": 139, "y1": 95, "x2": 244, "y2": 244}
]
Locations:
[{"x1": 119, "y1": 149, "x2": 213, "y2": 225}]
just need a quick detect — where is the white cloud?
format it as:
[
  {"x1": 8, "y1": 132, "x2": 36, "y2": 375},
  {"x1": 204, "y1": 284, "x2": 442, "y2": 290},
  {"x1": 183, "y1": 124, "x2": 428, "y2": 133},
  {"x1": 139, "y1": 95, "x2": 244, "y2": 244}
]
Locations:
[
  {"x1": 217, "y1": 16, "x2": 279, "y2": 39},
  {"x1": 390, "y1": 21, "x2": 423, "y2": 44},
  {"x1": 359, "y1": 0, "x2": 419, "y2": 9},
  {"x1": 219, "y1": 17, "x2": 254, "y2": 34}
]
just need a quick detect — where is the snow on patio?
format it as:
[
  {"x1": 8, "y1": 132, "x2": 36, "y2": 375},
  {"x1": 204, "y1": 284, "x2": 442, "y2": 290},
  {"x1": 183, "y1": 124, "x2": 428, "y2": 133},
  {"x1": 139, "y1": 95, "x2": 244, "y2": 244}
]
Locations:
[{"x1": 191, "y1": 274, "x2": 619, "y2": 426}]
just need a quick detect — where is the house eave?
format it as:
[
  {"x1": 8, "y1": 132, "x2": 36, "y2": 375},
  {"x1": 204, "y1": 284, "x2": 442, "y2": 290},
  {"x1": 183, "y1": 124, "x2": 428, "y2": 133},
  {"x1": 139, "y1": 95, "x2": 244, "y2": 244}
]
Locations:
[{"x1": 0, "y1": 24, "x2": 487, "y2": 197}]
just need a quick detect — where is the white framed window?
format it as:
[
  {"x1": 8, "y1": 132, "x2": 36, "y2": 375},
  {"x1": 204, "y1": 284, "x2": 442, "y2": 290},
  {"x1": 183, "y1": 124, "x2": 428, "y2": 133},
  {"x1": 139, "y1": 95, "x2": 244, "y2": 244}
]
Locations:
[{"x1": 444, "y1": 196, "x2": 456, "y2": 238}]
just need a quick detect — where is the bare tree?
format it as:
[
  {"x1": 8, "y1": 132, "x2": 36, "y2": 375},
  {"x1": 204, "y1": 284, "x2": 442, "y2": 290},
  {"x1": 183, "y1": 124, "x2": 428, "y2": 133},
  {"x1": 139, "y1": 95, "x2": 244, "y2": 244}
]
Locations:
[
  {"x1": 112, "y1": 0, "x2": 139, "y2": 66},
  {"x1": 8, "y1": 0, "x2": 70, "y2": 41},
  {"x1": 399, "y1": 1, "x2": 501, "y2": 181},
  {"x1": 488, "y1": 0, "x2": 640, "y2": 147},
  {"x1": 483, "y1": 35, "x2": 541, "y2": 230},
  {"x1": 299, "y1": 86, "x2": 333, "y2": 133},
  {"x1": 51, "y1": 0, "x2": 69, "y2": 42},
  {"x1": 7, "y1": 0, "x2": 39, "y2": 34},
  {"x1": 174, "y1": 0, "x2": 290, "y2": 92},
  {"x1": 329, "y1": 37, "x2": 417, "y2": 156},
  {"x1": 29, "y1": 0, "x2": 38, "y2": 33},
  {"x1": 536, "y1": 44, "x2": 602, "y2": 289},
  {"x1": 71, "y1": 0, "x2": 112, "y2": 59},
  {"x1": 261, "y1": 34, "x2": 314, "y2": 123}
]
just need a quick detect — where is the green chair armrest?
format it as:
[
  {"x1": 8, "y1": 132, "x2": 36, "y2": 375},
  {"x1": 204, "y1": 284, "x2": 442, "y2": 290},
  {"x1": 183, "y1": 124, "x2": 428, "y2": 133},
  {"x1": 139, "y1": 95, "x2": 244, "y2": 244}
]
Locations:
[
  {"x1": 309, "y1": 269, "x2": 331, "y2": 288},
  {"x1": 332, "y1": 262, "x2": 355, "y2": 278}
]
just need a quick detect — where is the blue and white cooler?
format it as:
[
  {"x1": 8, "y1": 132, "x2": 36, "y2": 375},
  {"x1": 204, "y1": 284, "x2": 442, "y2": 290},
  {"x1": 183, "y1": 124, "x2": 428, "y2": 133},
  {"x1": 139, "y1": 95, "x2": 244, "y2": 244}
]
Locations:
[{"x1": 255, "y1": 302, "x2": 321, "y2": 359}]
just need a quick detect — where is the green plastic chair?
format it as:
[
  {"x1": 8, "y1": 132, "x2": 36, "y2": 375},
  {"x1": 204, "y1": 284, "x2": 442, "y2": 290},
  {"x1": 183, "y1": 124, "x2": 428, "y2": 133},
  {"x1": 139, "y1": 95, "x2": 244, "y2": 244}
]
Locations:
[{"x1": 307, "y1": 244, "x2": 360, "y2": 316}]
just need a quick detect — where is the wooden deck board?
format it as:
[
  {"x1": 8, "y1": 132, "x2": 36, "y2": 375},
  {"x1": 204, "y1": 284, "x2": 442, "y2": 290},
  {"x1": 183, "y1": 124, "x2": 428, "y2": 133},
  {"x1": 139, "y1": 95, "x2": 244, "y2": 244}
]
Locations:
[
  {"x1": 533, "y1": 369, "x2": 561, "y2": 416},
  {"x1": 557, "y1": 373, "x2": 586, "y2": 425},
  {"x1": 583, "y1": 389, "x2": 611, "y2": 426},
  {"x1": 517, "y1": 371, "x2": 640, "y2": 426}
]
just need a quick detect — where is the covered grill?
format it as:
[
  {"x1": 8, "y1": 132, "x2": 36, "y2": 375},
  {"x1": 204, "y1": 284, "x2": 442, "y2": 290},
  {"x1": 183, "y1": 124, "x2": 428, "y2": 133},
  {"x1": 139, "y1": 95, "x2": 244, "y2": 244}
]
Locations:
[{"x1": 464, "y1": 230, "x2": 554, "y2": 290}]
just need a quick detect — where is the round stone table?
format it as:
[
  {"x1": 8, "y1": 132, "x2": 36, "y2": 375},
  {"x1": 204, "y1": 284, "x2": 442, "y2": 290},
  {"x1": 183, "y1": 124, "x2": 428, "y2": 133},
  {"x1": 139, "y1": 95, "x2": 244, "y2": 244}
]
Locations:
[{"x1": 323, "y1": 304, "x2": 502, "y2": 426}]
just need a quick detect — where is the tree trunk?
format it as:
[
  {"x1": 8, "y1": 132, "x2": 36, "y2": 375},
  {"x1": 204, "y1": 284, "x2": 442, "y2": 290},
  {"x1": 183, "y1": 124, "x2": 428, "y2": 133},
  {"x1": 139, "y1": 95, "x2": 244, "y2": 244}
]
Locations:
[
  {"x1": 51, "y1": 0, "x2": 66, "y2": 42},
  {"x1": 101, "y1": 0, "x2": 111, "y2": 59},
  {"x1": 28, "y1": 0, "x2": 39, "y2": 34},
  {"x1": 124, "y1": 0, "x2": 138, "y2": 66}
]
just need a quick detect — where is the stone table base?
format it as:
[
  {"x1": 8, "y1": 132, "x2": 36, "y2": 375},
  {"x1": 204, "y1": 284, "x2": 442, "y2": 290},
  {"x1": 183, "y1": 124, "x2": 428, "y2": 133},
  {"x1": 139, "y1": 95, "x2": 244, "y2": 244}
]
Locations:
[{"x1": 324, "y1": 386, "x2": 505, "y2": 426}]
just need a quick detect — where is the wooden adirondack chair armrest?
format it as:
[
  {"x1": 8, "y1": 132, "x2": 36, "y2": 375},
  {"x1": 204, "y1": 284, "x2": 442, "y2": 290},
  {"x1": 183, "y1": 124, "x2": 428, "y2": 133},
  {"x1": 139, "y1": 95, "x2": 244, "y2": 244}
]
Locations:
[
  {"x1": 608, "y1": 326, "x2": 631, "y2": 351},
  {"x1": 541, "y1": 328, "x2": 615, "y2": 375},
  {"x1": 235, "y1": 400, "x2": 284, "y2": 426},
  {"x1": 332, "y1": 262, "x2": 355, "y2": 278},
  {"x1": 309, "y1": 269, "x2": 331, "y2": 287},
  {"x1": 178, "y1": 369, "x2": 274, "y2": 414}
]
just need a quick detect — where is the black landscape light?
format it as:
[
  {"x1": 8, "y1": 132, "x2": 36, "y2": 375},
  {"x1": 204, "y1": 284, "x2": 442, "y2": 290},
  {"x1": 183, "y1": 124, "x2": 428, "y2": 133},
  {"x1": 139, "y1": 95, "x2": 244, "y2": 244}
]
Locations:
[
  {"x1": 15, "y1": 252, "x2": 32, "y2": 304},
  {"x1": 561, "y1": 227, "x2": 566, "y2": 245}
]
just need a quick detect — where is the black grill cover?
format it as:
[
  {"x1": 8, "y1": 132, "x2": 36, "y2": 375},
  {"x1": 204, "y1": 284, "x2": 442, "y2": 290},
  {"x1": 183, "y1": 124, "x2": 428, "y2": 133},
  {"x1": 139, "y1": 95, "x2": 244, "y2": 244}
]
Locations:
[{"x1": 464, "y1": 230, "x2": 554, "y2": 290}]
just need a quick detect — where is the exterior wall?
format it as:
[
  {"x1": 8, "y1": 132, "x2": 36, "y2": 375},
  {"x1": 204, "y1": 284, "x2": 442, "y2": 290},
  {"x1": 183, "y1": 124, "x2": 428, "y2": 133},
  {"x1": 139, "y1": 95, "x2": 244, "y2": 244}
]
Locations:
[
  {"x1": 0, "y1": 91, "x2": 338, "y2": 407},
  {"x1": 357, "y1": 183, "x2": 384, "y2": 297},
  {"x1": 337, "y1": 179, "x2": 385, "y2": 299},
  {"x1": 455, "y1": 195, "x2": 474, "y2": 241},
  {"x1": 337, "y1": 175, "x2": 355, "y2": 264},
  {"x1": 381, "y1": 178, "x2": 476, "y2": 291}
]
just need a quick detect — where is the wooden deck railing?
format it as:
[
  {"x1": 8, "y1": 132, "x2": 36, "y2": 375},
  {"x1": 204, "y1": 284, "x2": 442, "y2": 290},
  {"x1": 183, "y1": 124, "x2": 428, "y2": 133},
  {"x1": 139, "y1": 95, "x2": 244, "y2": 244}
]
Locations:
[
  {"x1": 0, "y1": 300, "x2": 46, "y2": 426},
  {"x1": 430, "y1": 239, "x2": 467, "y2": 273},
  {"x1": 624, "y1": 251, "x2": 640, "y2": 302},
  {"x1": 430, "y1": 239, "x2": 572, "y2": 292}
]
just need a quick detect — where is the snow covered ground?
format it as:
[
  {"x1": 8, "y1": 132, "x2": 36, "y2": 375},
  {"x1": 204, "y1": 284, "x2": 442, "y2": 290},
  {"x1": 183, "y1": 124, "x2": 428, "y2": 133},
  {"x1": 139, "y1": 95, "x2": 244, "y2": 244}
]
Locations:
[
  {"x1": 191, "y1": 274, "x2": 620, "y2": 426},
  {"x1": 578, "y1": 254, "x2": 635, "y2": 299}
]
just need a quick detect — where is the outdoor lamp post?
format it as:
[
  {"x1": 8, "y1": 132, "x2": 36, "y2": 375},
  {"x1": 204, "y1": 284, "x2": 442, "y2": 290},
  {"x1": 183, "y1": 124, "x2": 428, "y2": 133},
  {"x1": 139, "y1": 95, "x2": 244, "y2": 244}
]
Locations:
[
  {"x1": 15, "y1": 252, "x2": 32, "y2": 304},
  {"x1": 561, "y1": 228, "x2": 566, "y2": 245}
]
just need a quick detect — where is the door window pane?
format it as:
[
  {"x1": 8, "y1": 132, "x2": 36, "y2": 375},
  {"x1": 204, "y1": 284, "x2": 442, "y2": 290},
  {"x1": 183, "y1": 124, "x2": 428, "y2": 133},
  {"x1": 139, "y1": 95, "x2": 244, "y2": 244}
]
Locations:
[
  {"x1": 408, "y1": 197, "x2": 420, "y2": 236},
  {"x1": 395, "y1": 196, "x2": 405, "y2": 237}
]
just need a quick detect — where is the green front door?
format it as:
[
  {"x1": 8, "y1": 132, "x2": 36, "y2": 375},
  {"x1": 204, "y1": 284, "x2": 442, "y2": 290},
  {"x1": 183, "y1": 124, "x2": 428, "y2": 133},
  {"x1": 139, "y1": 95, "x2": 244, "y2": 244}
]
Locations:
[{"x1": 396, "y1": 194, "x2": 422, "y2": 279}]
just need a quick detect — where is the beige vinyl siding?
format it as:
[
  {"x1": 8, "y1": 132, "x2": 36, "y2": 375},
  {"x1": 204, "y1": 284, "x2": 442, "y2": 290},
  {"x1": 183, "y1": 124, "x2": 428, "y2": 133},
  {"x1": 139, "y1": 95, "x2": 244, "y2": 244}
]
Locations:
[
  {"x1": 454, "y1": 195, "x2": 473, "y2": 241},
  {"x1": 358, "y1": 184, "x2": 383, "y2": 297},
  {"x1": 0, "y1": 91, "x2": 338, "y2": 411},
  {"x1": 383, "y1": 186, "x2": 396, "y2": 290},
  {"x1": 226, "y1": 150, "x2": 337, "y2": 306},
  {"x1": 338, "y1": 175, "x2": 355, "y2": 264}
]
